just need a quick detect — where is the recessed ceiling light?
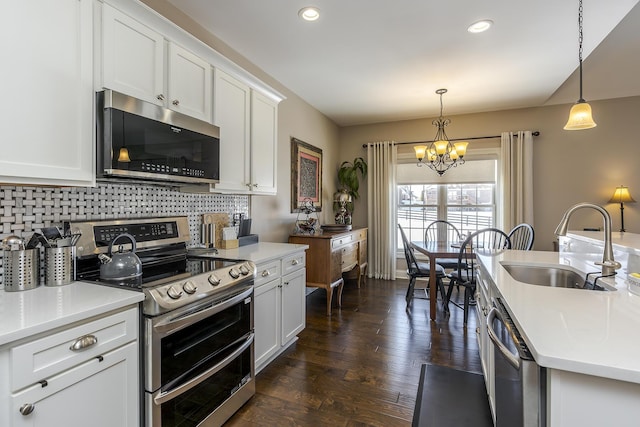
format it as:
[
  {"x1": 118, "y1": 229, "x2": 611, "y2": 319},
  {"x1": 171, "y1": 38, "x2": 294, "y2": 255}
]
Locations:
[
  {"x1": 467, "y1": 19, "x2": 493, "y2": 33},
  {"x1": 298, "y1": 6, "x2": 320, "y2": 21}
]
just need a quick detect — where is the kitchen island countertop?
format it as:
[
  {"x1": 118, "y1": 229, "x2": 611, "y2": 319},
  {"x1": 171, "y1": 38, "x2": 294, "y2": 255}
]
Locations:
[{"x1": 477, "y1": 247, "x2": 640, "y2": 384}]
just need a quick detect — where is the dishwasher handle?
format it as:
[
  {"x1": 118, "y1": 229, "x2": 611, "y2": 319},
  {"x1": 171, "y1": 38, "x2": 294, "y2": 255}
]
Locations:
[{"x1": 487, "y1": 307, "x2": 520, "y2": 370}]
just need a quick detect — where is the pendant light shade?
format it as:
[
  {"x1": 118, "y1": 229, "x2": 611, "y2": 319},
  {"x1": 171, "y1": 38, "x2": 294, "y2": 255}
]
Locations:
[
  {"x1": 564, "y1": 0, "x2": 596, "y2": 131},
  {"x1": 564, "y1": 101, "x2": 596, "y2": 130}
]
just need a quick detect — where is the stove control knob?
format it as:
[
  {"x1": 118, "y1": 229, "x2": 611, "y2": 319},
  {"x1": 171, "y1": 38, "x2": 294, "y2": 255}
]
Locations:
[
  {"x1": 183, "y1": 281, "x2": 197, "y2": 294},
  {"x1": 167, "y1": 286, "x2": 183, "y2": 300},
  {"x1": 229, "y1": 268, "x2": 240, "y2": 279},
  {"x1": 239, "y1": 264, "x2": 250, "y2": 276},
  {"x1": 208, "y1": 274, "x2": 221, "y2": 286}
]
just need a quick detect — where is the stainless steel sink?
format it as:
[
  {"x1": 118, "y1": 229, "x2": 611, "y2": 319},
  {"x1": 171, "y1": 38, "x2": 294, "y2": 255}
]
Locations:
[{"x1": 501, "y1": 263, "x2": 615, "y2": 291}]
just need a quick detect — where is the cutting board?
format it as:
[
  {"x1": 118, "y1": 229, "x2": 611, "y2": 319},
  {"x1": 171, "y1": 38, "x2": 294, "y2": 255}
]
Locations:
[{"x1": 202, "y1": 213, "x2": 230, "y2": 249}]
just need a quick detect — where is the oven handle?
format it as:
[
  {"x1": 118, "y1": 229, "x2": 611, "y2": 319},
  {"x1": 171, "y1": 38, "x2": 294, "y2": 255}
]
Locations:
[
  {"x1": 153, "y1": 331, "x2": 254, "y2": 405},
  {"x1": 487, "y1": 307, "x2": 520, "y2": 370},
  {"x1": 153, "y1": 285, "x2": 253, "y2": 335}
]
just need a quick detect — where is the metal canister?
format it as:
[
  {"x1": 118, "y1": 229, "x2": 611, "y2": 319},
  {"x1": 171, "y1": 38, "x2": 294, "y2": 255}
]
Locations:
[
  {"x1": 3, "y1": 248, "x2": 40, "y2": 291},
  {"x1": 45, "y1": 246, "x2": 76, "y2": 286}
]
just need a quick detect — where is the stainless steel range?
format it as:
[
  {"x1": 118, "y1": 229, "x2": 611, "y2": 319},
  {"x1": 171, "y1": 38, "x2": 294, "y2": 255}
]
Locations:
[{"x1": 71, "y1": 216, "x2": 256, "y2": 427}]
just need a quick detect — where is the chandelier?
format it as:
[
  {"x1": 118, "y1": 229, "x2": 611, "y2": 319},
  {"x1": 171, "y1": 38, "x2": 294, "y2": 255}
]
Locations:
[
  {"x1": 564, "y1": 0, "x2": 596, "y2": 130},
  {"x1": 414, "y1": 89, "x2": 468, "y2": 176}
]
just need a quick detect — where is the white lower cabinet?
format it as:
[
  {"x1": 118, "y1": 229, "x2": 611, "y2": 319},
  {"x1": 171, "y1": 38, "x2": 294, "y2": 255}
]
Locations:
[
  {"x1": 11, "y1": 342, "x2": 138, "y2": 427},
  {"x1": 2, "y1": 307, "x2": 139, "y2": 427},
  {"x1": 254, "y1": 251, "x2": 306, "y2": 373}
]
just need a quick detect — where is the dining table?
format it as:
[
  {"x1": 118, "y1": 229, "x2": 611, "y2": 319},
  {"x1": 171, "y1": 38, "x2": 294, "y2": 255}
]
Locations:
[{"x1": 410, "y1": 240, "x2": 462, "y2": 321}]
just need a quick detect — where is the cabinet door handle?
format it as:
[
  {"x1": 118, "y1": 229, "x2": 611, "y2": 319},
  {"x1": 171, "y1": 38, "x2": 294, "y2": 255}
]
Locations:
[
  {"x1": 69, "y1": 334, "x2": 98, "y2": 351},
  {"x1": 172, "y1": 99, "x2": 180, "y2": 106},
  {"x1": 19, "y1": 403, "x2": 35, "y2": 416},
  {"x1": 291, "y1": 259, "x2": 299, "y2": 265},
  {"x1": 261, "y1": 270, "x2": 270, "y2": 277},
  {"x1": 284, "y1": 281, "x2": 289, "y2": 286},
  {"x1": 157, "y1": 94, "x2": 165, "y2": 101}
]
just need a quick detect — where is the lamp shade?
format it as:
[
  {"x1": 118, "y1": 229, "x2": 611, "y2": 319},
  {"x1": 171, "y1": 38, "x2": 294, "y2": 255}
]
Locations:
[
  {"x1": 414, "y1": 145, "x2": 427, "y2": 161},
  {"x1": 609, "y1": 186, "x2": 636, "y2": 204},
  {"x1": 564, "y1": 101, "x2": 597, "y2": 130}
]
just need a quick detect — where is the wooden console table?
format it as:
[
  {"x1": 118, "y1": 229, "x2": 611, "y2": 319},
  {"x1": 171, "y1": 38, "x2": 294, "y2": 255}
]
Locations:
[{"x1": 289, "y1": 227, "x2": 367, "y2": 315}]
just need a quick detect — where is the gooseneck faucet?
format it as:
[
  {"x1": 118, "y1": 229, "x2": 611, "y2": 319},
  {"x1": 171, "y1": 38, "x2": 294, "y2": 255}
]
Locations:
[{"x1": 554, "y1": 202, "x2": 621, "y2": 276}]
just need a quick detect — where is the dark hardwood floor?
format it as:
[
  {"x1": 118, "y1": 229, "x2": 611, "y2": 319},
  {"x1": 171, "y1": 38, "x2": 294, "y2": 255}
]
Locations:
[{"x1": 226, "y1": 277, "x2": 481, "y2": 426}]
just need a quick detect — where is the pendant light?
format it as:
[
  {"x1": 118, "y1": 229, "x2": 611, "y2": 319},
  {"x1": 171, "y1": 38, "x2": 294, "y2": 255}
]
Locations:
[{"x1": 564, "y1": 0, "x2": 596, "y2": 130}]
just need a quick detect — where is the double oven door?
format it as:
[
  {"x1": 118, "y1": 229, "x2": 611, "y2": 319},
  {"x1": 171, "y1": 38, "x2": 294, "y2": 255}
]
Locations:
[{"x1": 144, "y1": 283, "x2": 254, "y2": 427}]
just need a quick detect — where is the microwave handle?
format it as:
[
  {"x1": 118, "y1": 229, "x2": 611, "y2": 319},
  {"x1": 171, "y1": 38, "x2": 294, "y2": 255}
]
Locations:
[
  {"x1": 153, "y1": 332, "x2": 253, "y2": 405},
  {"x1": 487, "y1": 307, "x2": 520, "y2": 370}
]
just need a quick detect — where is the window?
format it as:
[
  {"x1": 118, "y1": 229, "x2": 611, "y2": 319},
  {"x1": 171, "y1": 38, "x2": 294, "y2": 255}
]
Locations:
[{"x1": 397, "y1": 183, "x2": 496, "y2": 249}]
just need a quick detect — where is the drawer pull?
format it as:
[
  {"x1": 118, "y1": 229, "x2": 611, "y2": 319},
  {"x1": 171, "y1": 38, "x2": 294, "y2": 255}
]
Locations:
[
  {"x1": 69, "y1": 334, "x2": 98, "y2": 351},
  {"x1": 19, "y1": 403, "x2": 35, "y2": 416},
  {"x1": 261, "y1": 270, "x2": 270, "y2": 277},
  {"x1": 291, "y1": 259, "x2": 299, "y2": 265}
]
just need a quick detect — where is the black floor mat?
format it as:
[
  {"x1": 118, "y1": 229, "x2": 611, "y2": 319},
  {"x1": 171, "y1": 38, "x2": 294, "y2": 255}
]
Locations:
[{"x1": 412, "y1": 364, "x2": 493, "y2": 427}]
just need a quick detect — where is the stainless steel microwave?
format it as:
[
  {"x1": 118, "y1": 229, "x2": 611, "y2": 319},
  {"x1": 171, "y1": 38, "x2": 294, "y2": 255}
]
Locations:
[{"x1": 96, "y1": 89, "x2": 220, "y2": 185}]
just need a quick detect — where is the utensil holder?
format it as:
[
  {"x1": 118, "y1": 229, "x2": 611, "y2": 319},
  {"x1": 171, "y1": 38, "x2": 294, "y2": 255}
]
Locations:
[
  {"x1": 45, "y1": 246, "x2": 76, "y2": 286},
  {"x1": 3, "y1": 249, "x2": 40, "y2": 292}
]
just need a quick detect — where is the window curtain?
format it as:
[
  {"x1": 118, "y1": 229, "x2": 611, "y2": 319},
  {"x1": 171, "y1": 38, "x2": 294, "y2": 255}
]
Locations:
[
  {"x1": 500, "y1": 131, "x2": 534, "y2": 232},
  {"x1": 367, "y1": 141, "x2": 397, "y2": 280}
]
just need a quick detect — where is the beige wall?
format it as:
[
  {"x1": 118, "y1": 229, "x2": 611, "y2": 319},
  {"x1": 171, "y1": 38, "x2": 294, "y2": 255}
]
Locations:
[
  {"x1": 141, "y1": 0, "x2": 340, "y2": 243},
  {"x1": 339, "y1": 95, "x2": 640, "y2": 250}
]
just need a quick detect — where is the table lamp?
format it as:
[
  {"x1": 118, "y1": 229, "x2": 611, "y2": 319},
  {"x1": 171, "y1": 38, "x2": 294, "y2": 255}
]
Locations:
[{"x1": 608, "y1": 185, "x2": 635, "y2": 232}]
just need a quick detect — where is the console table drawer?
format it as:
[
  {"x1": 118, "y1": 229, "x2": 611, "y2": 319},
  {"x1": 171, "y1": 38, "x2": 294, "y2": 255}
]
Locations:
[
  {"x1": 331, "y1": 234, "x2": 353, "y2": 249},
  {"x1": 340, "y1": 243, "x2": 358, "y2": 272}
]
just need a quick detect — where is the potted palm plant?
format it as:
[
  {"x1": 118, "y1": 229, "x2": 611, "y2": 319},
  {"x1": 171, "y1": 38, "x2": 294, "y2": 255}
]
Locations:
[{"x1": 334, "y1": 157, "x2": 367, "y2": 224}]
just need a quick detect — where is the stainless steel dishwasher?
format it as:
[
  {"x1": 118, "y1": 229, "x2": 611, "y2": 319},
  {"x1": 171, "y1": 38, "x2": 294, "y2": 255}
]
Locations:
[{"x1": 487, "y1": 298, "x2": 546, "y2": 426}]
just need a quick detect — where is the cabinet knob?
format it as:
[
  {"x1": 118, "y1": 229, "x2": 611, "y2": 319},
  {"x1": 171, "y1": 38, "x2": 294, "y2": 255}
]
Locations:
[
  {"x1": 172, "y1": 99, "x2": 180, "y2": 106},
  {"x1": 253, "y1": 183, "x2": 258, "y2": 188},
  {"x1": 284, "y1": 281, "x2": 289, "y2": 286},
  {"x1": 157, "y1": 94, "x2": 165, "y2": 101},
  {"x1": 69, "y1": 334, "x2": 98, "y2": 351},
  {"x1": 19, "y1": 403, "x2": 35, "y2": 416}
]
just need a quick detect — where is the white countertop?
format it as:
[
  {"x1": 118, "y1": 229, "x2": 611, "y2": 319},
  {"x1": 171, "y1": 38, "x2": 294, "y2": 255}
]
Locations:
[
  {"x1": 477, "y1": 248, "x2": 640, "y2": 384},
  {"x1": 213, "y1": 242, "x2": 309, "y2": 264},
  {"x1": 0, "y1": 282, "x2": 144, "y2": 347}
]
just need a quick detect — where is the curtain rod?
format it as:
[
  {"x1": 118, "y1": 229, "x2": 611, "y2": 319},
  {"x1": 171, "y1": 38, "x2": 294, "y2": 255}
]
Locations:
[{"x1": 361, "y1": 131, "x2": 540, "y2": 148}]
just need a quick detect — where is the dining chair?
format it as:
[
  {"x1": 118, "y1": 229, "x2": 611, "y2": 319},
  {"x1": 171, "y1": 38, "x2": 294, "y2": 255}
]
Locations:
[
  {"x1": 447, "y1": 228, "x2": 511, "y2": 325},
  {"x1": 508, "y1": 223, "x2": 535, "y2": 250},
  {"x1": 398, "y1": 224, "x2": 447, "y2": 310},
  {"x1": 424, "y1": 220, "x2": 463, "y2": 269}
]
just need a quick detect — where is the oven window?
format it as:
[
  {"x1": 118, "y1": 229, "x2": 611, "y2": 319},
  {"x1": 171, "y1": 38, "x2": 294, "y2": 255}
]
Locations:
[
  {"x1": 160, "y1": 345, "x2": 252, "y2": 427},
  {"x1": 161, "y1": 297, "x2": 251, "y2": 387}
]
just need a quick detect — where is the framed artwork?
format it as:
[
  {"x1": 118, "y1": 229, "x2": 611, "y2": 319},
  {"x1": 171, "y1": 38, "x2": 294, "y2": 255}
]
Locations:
[{"x1": 291, "y1": 137, "x2": 322, "y2": 212}]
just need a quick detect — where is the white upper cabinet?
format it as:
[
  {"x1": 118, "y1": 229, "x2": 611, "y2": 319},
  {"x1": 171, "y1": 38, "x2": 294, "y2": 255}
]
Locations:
[
  {"x1": 213, "y1": 69, "x2": 251, "y2": 192},
  {"x1": 167, "y1": 43, "x2": 212, "y2": 121},
  {"x1": 102, "y1": 3, "x2": 164, "y2": 106},
  {"x1": 250, "y1": 91, "x2": 278, "y2": 194},
  {"x1": 212, "y1": 71, "x2": 278, "y2": 195},
  {"x1": 101, "y1": 4, "x2": 212, "y2": 122},
  {"x1": 0, "y1": 0, "x2": 94, "y2": 187}
]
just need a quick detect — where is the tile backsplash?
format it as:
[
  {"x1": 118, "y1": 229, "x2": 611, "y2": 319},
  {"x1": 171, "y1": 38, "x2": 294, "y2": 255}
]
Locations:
[{"x1": 0, "y1": 182, "x2": 248, "y2": 285}]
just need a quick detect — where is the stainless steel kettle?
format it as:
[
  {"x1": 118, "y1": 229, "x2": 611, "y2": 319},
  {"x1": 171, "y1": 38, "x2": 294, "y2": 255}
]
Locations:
[{"x1": 98, "y1": 233, "x2": 142, "y2": 281}]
